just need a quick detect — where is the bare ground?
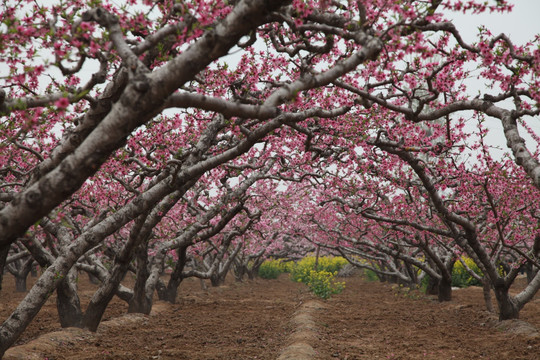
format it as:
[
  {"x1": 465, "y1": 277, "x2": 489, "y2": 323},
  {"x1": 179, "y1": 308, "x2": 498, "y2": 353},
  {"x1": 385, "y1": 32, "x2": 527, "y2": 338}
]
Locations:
[{"x1": 2, "y1": 273, "x2": 540, "y2": 359}]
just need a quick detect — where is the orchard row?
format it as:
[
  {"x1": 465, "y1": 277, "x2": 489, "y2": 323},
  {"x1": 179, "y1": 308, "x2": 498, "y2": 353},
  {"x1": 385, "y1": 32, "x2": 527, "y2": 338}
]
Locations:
[{"x1": 1, "y1": 0, "x2": 539, "y2": 355}]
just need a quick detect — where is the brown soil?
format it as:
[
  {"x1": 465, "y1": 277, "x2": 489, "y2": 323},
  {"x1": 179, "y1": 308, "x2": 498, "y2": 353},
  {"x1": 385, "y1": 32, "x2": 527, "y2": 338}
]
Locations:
[
  {"x1": 2, "y1": 274, "x2": 540, "y2": 359},
  {"x1": 314, "y1": 277, "x2": 540, "y2": 360}
]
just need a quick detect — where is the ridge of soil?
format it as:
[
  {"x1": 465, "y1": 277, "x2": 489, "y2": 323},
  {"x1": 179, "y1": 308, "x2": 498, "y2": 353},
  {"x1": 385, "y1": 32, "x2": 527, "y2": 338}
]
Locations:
[
  {"x1": 2, "y1": 274, "x2": 540, "y2": 359},
  {"x1": 278, "y1": 300, "x2": 325, "y2": 360}
]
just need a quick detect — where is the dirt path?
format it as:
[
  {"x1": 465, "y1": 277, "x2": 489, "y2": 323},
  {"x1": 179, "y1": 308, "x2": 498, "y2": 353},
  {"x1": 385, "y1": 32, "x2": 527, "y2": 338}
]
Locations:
[{"x1": 2, "y1": 274, "x2": 540, "y2": 359}]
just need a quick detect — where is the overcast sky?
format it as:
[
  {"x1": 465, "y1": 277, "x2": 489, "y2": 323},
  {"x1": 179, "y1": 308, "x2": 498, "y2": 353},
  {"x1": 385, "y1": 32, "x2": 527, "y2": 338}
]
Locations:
[{"x1": 447, "y1": 1, "x2": 540, "y2": 44}]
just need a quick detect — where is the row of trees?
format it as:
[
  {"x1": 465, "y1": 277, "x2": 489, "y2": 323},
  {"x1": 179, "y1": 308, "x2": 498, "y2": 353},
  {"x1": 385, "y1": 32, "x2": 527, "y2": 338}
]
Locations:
[{"x1": 1, "y1": 0, "x2": 539, "y2": 355}]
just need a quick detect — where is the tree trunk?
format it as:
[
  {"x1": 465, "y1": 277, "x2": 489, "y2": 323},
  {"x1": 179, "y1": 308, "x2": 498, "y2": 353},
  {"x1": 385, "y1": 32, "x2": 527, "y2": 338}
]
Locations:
[
  {"x1": 210, "y1": 273, "x2": 225, "y2": 287},
  {"x1": 30, "y1": 265, "x2": 37, "y2": 277},
  {"x1": 525, "y1": 263, "x2": 537, "y2": 284},
  {"x1": 437, "y1": 276, "x2": 452, "y2": 302},
  {"x1": 436, "y1": 259, "x2": 455, "y2": 302},
  {"x1": 82, "y1": 259, "x2": 135, "y2": 331},
  {"x1": 88, "y1": 272, "x2": 100, "y2": 285},
  {"x1": 56, "y1": 269, "x2": 82, "y2": 328},
  {"x1": 12, "y1": 258, "x2": 35, "y2": 292},
  {"x1": 249, "y1": 261, "x2": 262, "y2": 279},
  {"x1": 199, "y1": 278, "x2": 208, "y2": 291},
  {"x1": 129, "y1": 283, "x2": 153, "y2": 314},
  {"x1": 483, "y1": 279, "x2": 494, "y2": 313},
  {"x1": 14, "y1": 275, "x2": 28, "y2": 292},
  {"x1": 247, "y1": 267, "x2": 255, "y2": 280},
  {"x1": 82, "y1": 215, "x2": 154, "y2": 331},
  {"x1": 405, "y1": 262, "x2": 418, "y2": 285},
  {"x1": 160, "y1": 277, "x2": 184, "y2": 303},
  {"x1": 425, "y1": 275, "x2": 439, "y2": 296},
  {"x1": 234, "y1": 264, "x2": 246, "y2": 282},
  {"x1": 0, "y1": 245, "x2": 9, "y2": 292},
  {"x1": 314, "y1": 245, "x2": 320, "y2": 271},
  {"x1": 493, "y1": 284, "x2": 520, "y2": 320},
  {"x1": 158, "y1": 246, "x2": 188, "y2": 304},
  {"x1": 82, "y1": 293, "x2": 114, "y2": 331},
  {"x1": 128, "y1": 243, "x2": 152, "y2": 314}
]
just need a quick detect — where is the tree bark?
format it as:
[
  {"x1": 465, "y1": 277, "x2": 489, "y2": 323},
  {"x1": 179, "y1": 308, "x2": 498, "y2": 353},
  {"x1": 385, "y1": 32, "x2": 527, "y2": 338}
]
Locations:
[
  {"x1": 524, "y1": 263, "x2": 537, "y2": 284},
  {"x1": 314, "y1": 245, "x2": 320, "y2": 271},
  {"x1": 0, "y1": 246, "x2": 8, "y2": 292},
  {"x1": 249, "y1": 259, "x2": 264, "y2": 279},
  {"x1": 14, "y1": 276, "x2": 27, "y2": 293},
  {"x1": 88, "y1": 272, "x2": 100, "y2": 285},
  {"x1": 128, "y1": 242, "x2": 152, "y2": 314},
  {"x1": 233, "y1": 263, "x2": 246, "y2": 282},
  {"x1": 482, "y1": 279, "x2": 494, "y2": 313},
  {"x1": 199, "y1": 278, "x2": 208, "y2": 291},
  {"x1": 247, "y1": 266, "x2": 256, "y2": 280},
  {"x1": 7, "y1": 254, "x2": 35, "y2": 293},
  {"x1": 435, "y1": 259, "x2": 455, "y2": 302},
  {"x1": 210, "y1": 273, "x2": 225, "y2": 287},
  {"x1": 82, "y1": 211, "x2": 156, "y2": 331},
  {"x1": 81, "y1": 261, "x2": 135, "y2": 331},
  {"x1": 158, "y1": 245, "x2": 188, "y2": 303},
  {"x1": 425, "y1": 275, "x2": 439, "y2": 296},
  {"x1": 493, "y1": 283, "x2": 520, "y2": 320},
  {"x1": 209, "y1": 242, "x2": 242, "y2": 287},
  {"x1": 56, "y1": 268, "x2": 82, "y2": 328},
  {"x1": 437, "y1": 276, "x2": 452, "y2": 302}
]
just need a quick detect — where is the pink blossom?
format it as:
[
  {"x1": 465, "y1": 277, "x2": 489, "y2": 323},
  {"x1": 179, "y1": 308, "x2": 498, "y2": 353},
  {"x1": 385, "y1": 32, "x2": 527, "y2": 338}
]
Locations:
[{"x1": 55, "y1": 97, "x2": 69, "y2": 109}]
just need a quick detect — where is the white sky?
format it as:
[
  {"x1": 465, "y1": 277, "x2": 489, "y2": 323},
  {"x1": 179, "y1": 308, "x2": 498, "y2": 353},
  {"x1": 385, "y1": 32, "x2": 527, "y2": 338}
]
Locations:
[{"x1": 447, "y1": 1, "x2": 540, "y2": 44}]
